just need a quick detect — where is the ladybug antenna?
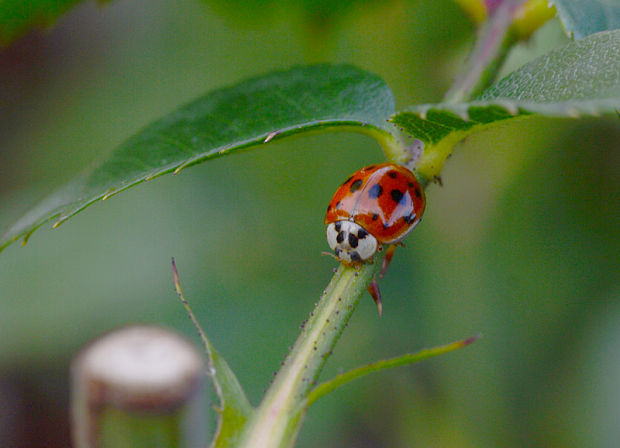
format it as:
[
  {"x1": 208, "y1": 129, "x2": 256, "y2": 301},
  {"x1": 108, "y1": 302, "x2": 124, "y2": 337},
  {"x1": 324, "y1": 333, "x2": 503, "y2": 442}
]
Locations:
[{"x1": 321, "y1": 251, "x2": 339, "y2": 261}]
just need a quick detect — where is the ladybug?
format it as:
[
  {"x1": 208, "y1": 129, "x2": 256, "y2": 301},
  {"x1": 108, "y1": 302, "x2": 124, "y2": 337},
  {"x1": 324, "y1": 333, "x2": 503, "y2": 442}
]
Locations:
[{"x1": 324, "y1": 162, "x2": 426, "y2": 314}]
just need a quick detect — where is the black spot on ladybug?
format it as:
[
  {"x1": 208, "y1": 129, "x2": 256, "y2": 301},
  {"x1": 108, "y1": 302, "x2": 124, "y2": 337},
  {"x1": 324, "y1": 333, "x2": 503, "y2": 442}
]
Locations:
[
  {"x1": 372, "y1": 213, "x2": 379, "y2": 221},
  {"x1": 414, "y1": 187, "x2": 422, "y2": 198},
  {"x1": 341, "y1": 175, "x2": 353, "y2": 186},
  {"x1": 408, "y1": 182, "x2": 414, "y2": 187},
  {"x1": 390, "y1": 189, "x2": 405, "y2": 204},
  {"x1": 357, "y1": 228, "x2": 368, "y2": 239},
  {"x1": 404, "y1": 213, "x2": 417, "y2": 224},
  {"x1": 350, "y1": 179, "x2": 363, "y2": 192},
  {"x1": 367, "y1": 183, "x2": 383, "y2": 199},
  {"x1": 335, "y1": 222, "x2": 342, "y2": 232},
  {"x1": 336, "y1": 231, "x2": 345, "y2": 244},
  {"x1": 348, "y1": 233, "x2": 359, "y2": 248},
  {"x1": 350, "y1": 252, "x2": 361, "y2": 262},
  {"x1": 388, "y1": 171, "x2": 398, "y2": 179}
]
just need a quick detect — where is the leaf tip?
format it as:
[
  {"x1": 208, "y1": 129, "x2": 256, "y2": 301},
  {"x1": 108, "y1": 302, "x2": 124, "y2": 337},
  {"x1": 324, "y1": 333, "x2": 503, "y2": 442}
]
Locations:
[
  {"x1": 171, "y1": 257, "x2": 182, "y2": 295},
  {"x1": 461, "y1": 333, "x2": 482, "y2": 347}
]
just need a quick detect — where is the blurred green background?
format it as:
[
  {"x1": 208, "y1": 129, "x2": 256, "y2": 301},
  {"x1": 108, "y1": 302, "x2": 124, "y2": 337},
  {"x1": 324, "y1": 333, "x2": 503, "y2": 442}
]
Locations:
[{"x1": 1, "y1": 0, "x2": 618, "y2": 446}]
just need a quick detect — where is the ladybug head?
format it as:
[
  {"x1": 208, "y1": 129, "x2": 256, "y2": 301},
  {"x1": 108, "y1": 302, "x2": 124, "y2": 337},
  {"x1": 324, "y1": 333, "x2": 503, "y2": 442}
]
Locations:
[{"x1": 326, "y1": 220, "x2": 378, "y2": 264}]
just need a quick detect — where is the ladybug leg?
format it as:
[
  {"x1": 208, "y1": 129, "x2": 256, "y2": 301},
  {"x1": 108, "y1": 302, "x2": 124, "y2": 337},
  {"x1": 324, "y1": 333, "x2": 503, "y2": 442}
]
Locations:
[
  {"x1": 380, "y1": 244, "x2": 398, "y2": 279},
  {"x1": 367, "y1": 279, "x2": 383, "y2": 316}
]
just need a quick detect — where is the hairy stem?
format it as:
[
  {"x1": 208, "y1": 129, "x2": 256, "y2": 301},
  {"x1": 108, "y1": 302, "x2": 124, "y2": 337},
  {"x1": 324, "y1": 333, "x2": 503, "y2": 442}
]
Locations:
[{"x1": 238, "y1": 262, "x2": 379, "y2": 448}]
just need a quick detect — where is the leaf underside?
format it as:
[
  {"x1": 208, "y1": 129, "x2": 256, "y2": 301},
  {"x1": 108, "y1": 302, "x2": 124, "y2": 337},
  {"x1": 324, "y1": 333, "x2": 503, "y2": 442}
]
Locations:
[
  {"x1": 392, "y1": 29, "x2": 620, "y2": 179},
  {"x1": 551, "y1": 0, "x2": 620, "y2": 40},
  {"x1": 0, "y1": 64, "x2": 395, "y2": 252}
]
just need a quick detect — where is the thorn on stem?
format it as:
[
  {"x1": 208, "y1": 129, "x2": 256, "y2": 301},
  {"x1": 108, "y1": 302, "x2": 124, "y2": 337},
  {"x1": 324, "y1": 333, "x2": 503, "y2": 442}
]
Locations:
[{"x1": 264, "y1": 130, "x2": 280, "y2": 143}]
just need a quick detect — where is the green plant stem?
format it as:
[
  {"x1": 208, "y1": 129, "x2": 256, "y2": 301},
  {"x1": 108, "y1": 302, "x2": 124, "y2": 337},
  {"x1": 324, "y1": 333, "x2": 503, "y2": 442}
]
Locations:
[
  {"x1": 237, "y1": 6, "x2": 530, "y2": 445},
  {"x1": 238, "y1": 261, "x2": 379, "y2": 448},
  {"x1": 444, "y1": 0, "x2": 523, "y2": 103}
]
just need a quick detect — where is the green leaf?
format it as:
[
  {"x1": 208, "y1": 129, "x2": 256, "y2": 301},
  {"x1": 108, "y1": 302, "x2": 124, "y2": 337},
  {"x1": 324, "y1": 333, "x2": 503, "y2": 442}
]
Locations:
[
  {"x1": 304, "y1": 335, "x2": 480, "y2": 407},
  {"x1": 391, "y1": 30, "x2": 620, "y2": 180},
  {"x1": 0, "y1": 0, "x2": 88, "y2": 46},
  {"x1": 209, "y1": 346, "x2": 254, "y2": 448},
  {"x1": 0, "y1": 64, "x2": 396, "y2": 252},
  {"x1": 480, "y1": 30, "x2": 620, "y2": 102},
  {"x1": 551, "y1": 0, "x2": 620, "y2": 40},
  {"x1": 172, "y1": 259, "x2": 254, "y2": 448}
]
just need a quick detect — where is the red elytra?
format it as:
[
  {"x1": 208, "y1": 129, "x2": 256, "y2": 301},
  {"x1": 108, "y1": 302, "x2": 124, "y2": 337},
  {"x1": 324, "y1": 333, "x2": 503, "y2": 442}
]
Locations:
[{"x1": 325, "y1": 162, "x2": 425, "y2": 244}]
